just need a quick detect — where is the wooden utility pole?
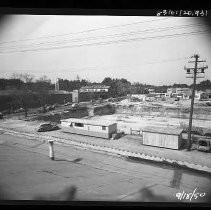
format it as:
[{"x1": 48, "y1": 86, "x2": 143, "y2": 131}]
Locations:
[{"x1": 184, "y1": 54, "x2": 208, "y2": 151}]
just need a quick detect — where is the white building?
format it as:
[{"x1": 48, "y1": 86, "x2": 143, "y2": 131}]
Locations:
[
  {"x1": 61, "y1": 118, "x2": 117, "y2": 139},
  {"x1": 80, "y1": 85, "x2": 110, "y2": 93},
  {"x1": 142, "y1": 126, "x2": 183, "y2": 150},
  {"x1": 130, "y1": 94, "x2": 146, "y2": 101},
  {"x1": 195, "y1": 91, "x2": 209, "y2": 100},
  {"x1": 165, "y1": 88, "x2": 191, "y2": 99}
]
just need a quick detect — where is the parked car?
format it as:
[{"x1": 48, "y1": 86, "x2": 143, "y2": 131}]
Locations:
[
  {"x1": 71, "y1": 103, "x2": 79, "y2": 108},
  {"x1": 0, "y1": 112, "x2": 3, "y2": 119},
  {"x1": 37, "y1": 107, "x2": 47, "y2": 114},
  {"x1": 197, "y1": 138, "x2": 211, "y2": 152},
  {"x1": 37, "y1": 123, "x2": 59, "y2": 132},
  {"x1": 2, "y1": 109, "x2": 11, "y2": 115},
  {"x1": 206, "y1": 101, "x2": 211, "y2": 106},
  {"x1": 64, "y1": 102, "x2": 72, "y2": 106},
  {"x1": 14, "y1": 108, "x2": 24, "y2": 113},
  {"x1": 45, "y1": 105, "x2": 55, "y2": 111}
]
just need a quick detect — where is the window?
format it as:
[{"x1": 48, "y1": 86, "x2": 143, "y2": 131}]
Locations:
[
  {"x1": 75, "y1": 123, "x2": 84, "y2": 127},
  {"x1": 69, "y1": 123, "x2": 73, "y2": 127},
  {"x1": 102, "y1": 126, "x2": 106, "y2": 130}
]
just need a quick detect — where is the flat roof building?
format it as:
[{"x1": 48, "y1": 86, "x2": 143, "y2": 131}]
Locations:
[
  {"x1": 142, "y1": 126, "x2": 184, "y2": 150},
  {"x1": 61, "y1": 118, "x2": 117, "y2": 139},
  {"x1": 80, "y1": 85, "x2": 110, "y2": 93}
]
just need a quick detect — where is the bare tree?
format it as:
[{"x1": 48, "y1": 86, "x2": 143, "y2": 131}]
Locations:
[
  {"x1": 37, "y1": 75, "x2": 51, "y2": 83},
  {"x1": 10, "y1": 73, "x2": 34, "y2": 117},
  {"x1": 11, "y1": 73, "x2": 34, "y2": 83}
]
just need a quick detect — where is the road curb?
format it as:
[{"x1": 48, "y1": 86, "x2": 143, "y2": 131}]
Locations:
[{"x1": 1, "y1": 127, "x2": 211, "y2": 174}]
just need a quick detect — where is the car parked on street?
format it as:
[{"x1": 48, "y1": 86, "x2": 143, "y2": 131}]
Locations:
[
  {"x1": 37, "y1": 122, "x2": 60, "y2": 132},
  {"x1": 64, "y1": 102, "x2": 72, "y2": 106},
  {"x1": 71, "y1": 103, "x2": 79, "y2": 108},
  {"x1": 0, "y1": 112, "x2": 3, "y2": 119},
  {"x1": 197, "y1": 138, "x2": 211, "y2": 152},
  {"x1": 14, "y1": 108, "x2": 24, "y2": 113}
]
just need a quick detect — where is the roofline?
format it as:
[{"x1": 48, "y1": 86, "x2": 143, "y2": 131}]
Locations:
[{"x1": 61, "y1": 118, "x2": 117, "y2": 126}]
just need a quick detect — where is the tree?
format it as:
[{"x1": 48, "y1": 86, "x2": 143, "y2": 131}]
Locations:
[
  {"x1": 11, "y1": 73, "x2": 34, "y2": 83},
  {"x1": 37, "y1": 75, "x2": 51, "y2": 83},
  {"x1": 0, "y1": 78, "x2": 24, "y2": 90},
  {"x1": 196, "y1": 80, "x2": 211, "y2": 91},
  {"x1": 32, "y1": 76, "x2": 52, "y2": 110},
  {"x1": 10, "y1": 73, "x2": 35, "y2": 117}
]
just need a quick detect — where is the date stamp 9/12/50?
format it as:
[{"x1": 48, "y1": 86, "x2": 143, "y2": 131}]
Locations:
[{"x1": 176, "y1": 188, "x2": 206, "y2": 202}]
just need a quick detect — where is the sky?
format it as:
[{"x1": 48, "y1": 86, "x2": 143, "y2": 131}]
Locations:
[{"x1": 0, "y1": 14, "x2": 210, "y2": 86}]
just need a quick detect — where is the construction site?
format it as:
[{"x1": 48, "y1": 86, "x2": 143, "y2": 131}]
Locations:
[
  {"x1": 2, "y1": 91, "x2": 211, "y2": 150},
  {"x1": 1, "y1": 14, "x2": 211, "y2": 203}
]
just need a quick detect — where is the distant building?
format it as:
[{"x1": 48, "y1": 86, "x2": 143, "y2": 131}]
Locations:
[
  {"x1": 195, "y1": 91, "x2": 209, "y2": 100},
  {"x1": 72, "y1": 85, "x2": 110, "y2": 103},
  {"x1": 165, "y1": 88, "x2": 191, "y2": 99},
  {"x1": 205, "y1": 89, "x2": 211, "y2": 99},
  {"x1": 148, "y1": 88, "x2": 155, "y2": 94},
  {"x1": 48, "y1": 90, "x2": 72, "y2": 94},
  {"x1": 80, "y1": 85, "x2": 110, "y2": 93},
  {"x1": 129, "y1": 94, "x2": 146, "y2": 101},
  {"x1": 72, "y1": 90, "x2": 79, "y2": 103},
  {"x1": 55, "y1": 78, "x2": 60, "y2": 92}
]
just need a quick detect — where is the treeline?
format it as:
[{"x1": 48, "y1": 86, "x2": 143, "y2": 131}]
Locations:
[{"x1": 1, "y1": 74, "x2": 211, "y2": 95}]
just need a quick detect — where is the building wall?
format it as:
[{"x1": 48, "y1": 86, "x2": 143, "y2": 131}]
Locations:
[
  {"x1": 61, "y1": 120, "x2": 117, "y2": 138},
  {"x1": 78, "y1": 92, "x2": 110, "y2": 102},
  {"x1": 61, "y1": 126, "x2": 110, "y2": 138},
  {"x1": 109, "y1": 124, "x2": 118, "y2": 135},
  {"x1": 130, "y1": 94, "x2": 146, "y2": 101},
  {"x1": 143, "y1": 132, "x2": 182, "y2": 149},
  {"x1": 72, "y1": 91, "x2": 79, "y2": 103}
]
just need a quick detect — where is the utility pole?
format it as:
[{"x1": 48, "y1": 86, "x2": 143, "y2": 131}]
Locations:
[{"x1": 184, "y1": 54, "x2": 208, "y2": 151}]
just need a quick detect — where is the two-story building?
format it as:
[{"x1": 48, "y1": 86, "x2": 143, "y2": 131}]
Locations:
[{"x1": 72, "y1": 85, "x2": 110, "y2": 103}]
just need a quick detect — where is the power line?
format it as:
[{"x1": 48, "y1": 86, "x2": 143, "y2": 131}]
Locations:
[
  {"x1": 0, "y1": 17, "x2": 171, "y2": 46},
  {"x1": 0, "y1": 22, "x2": 205, "y2": 51},
  {"x1": 184, "y1": 54, "x2": 208, "y2": 151},
  {"x1": 0, "y1": 29, "x2": 209, "y2": 54}
]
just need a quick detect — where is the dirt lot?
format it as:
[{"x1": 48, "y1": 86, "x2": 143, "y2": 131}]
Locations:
[{"x1": 2, "y1": 97, "x2": 211, "y2": 135}]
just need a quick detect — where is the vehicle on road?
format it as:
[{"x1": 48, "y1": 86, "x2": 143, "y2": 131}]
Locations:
[
  {"x1": 0, "y1": 112, "x2": 3, "y2": 119},
  {"x1": 71, "y1": 103, "x2": 79, "y2": 108},
  {"x1": 64, "y1": 102, "x2": 72, "y2": 106},
  {"x1": 37, "y1": 123, "x2": 60, "y2": 132},
  {"x1": 197, "y1": 138, "x2": 211, "y2": 152},
  {"x1": 45, "y1": 105, "x2": 55, "y2": 111},
  {"x1": 14, "y1": 108, "x2": 24, "y2": 113}
]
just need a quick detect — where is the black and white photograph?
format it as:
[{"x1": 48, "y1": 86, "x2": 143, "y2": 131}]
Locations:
[{"x1": 0, "y1": 9, "x2": 211, "y2": 205}]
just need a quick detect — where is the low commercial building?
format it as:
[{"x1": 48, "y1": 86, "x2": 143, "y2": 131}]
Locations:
[
  {"x1": 80, "y1": 85, "x2": 110, "y2": 93},
  {"x1": 61, "y1": 118, "x2": 117, "y2": 139},
  {"x1": 142, "y1": 126, "x2": 183, "y2": 150},
  {"x1": 165, "y1": 88, "x2": 191, "y2": 99},
  {"x1": 195, "y1": 91, "x2": 209, "y2": 100},
  {"x1": 129, "y1": 94, "x2": 146, "y2": 101}
]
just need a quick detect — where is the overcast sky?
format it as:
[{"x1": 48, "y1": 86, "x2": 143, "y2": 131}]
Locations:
[{"x1": 0, "y1": 15, "x2": 210, "y2": 85}]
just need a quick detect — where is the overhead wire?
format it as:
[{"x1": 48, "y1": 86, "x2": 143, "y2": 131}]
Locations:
[
  {"x1": 0, "y1": 29, "x2": 209, "y2": 53},
  {"x1": 0, "y1": 17, "x2": 171, "y2": 46},
  {"x1": 0, "y1": 22, "x2": 206, "y2": 51}
]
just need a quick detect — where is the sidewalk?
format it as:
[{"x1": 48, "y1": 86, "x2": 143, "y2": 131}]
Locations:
[{"x1": 0, "y1": 119, "x2": 211, "y2": 174}]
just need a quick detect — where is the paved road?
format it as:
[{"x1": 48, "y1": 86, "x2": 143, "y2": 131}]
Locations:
[{"x1": 0, "y1": 133, "x2": 211, "y2": 203}]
